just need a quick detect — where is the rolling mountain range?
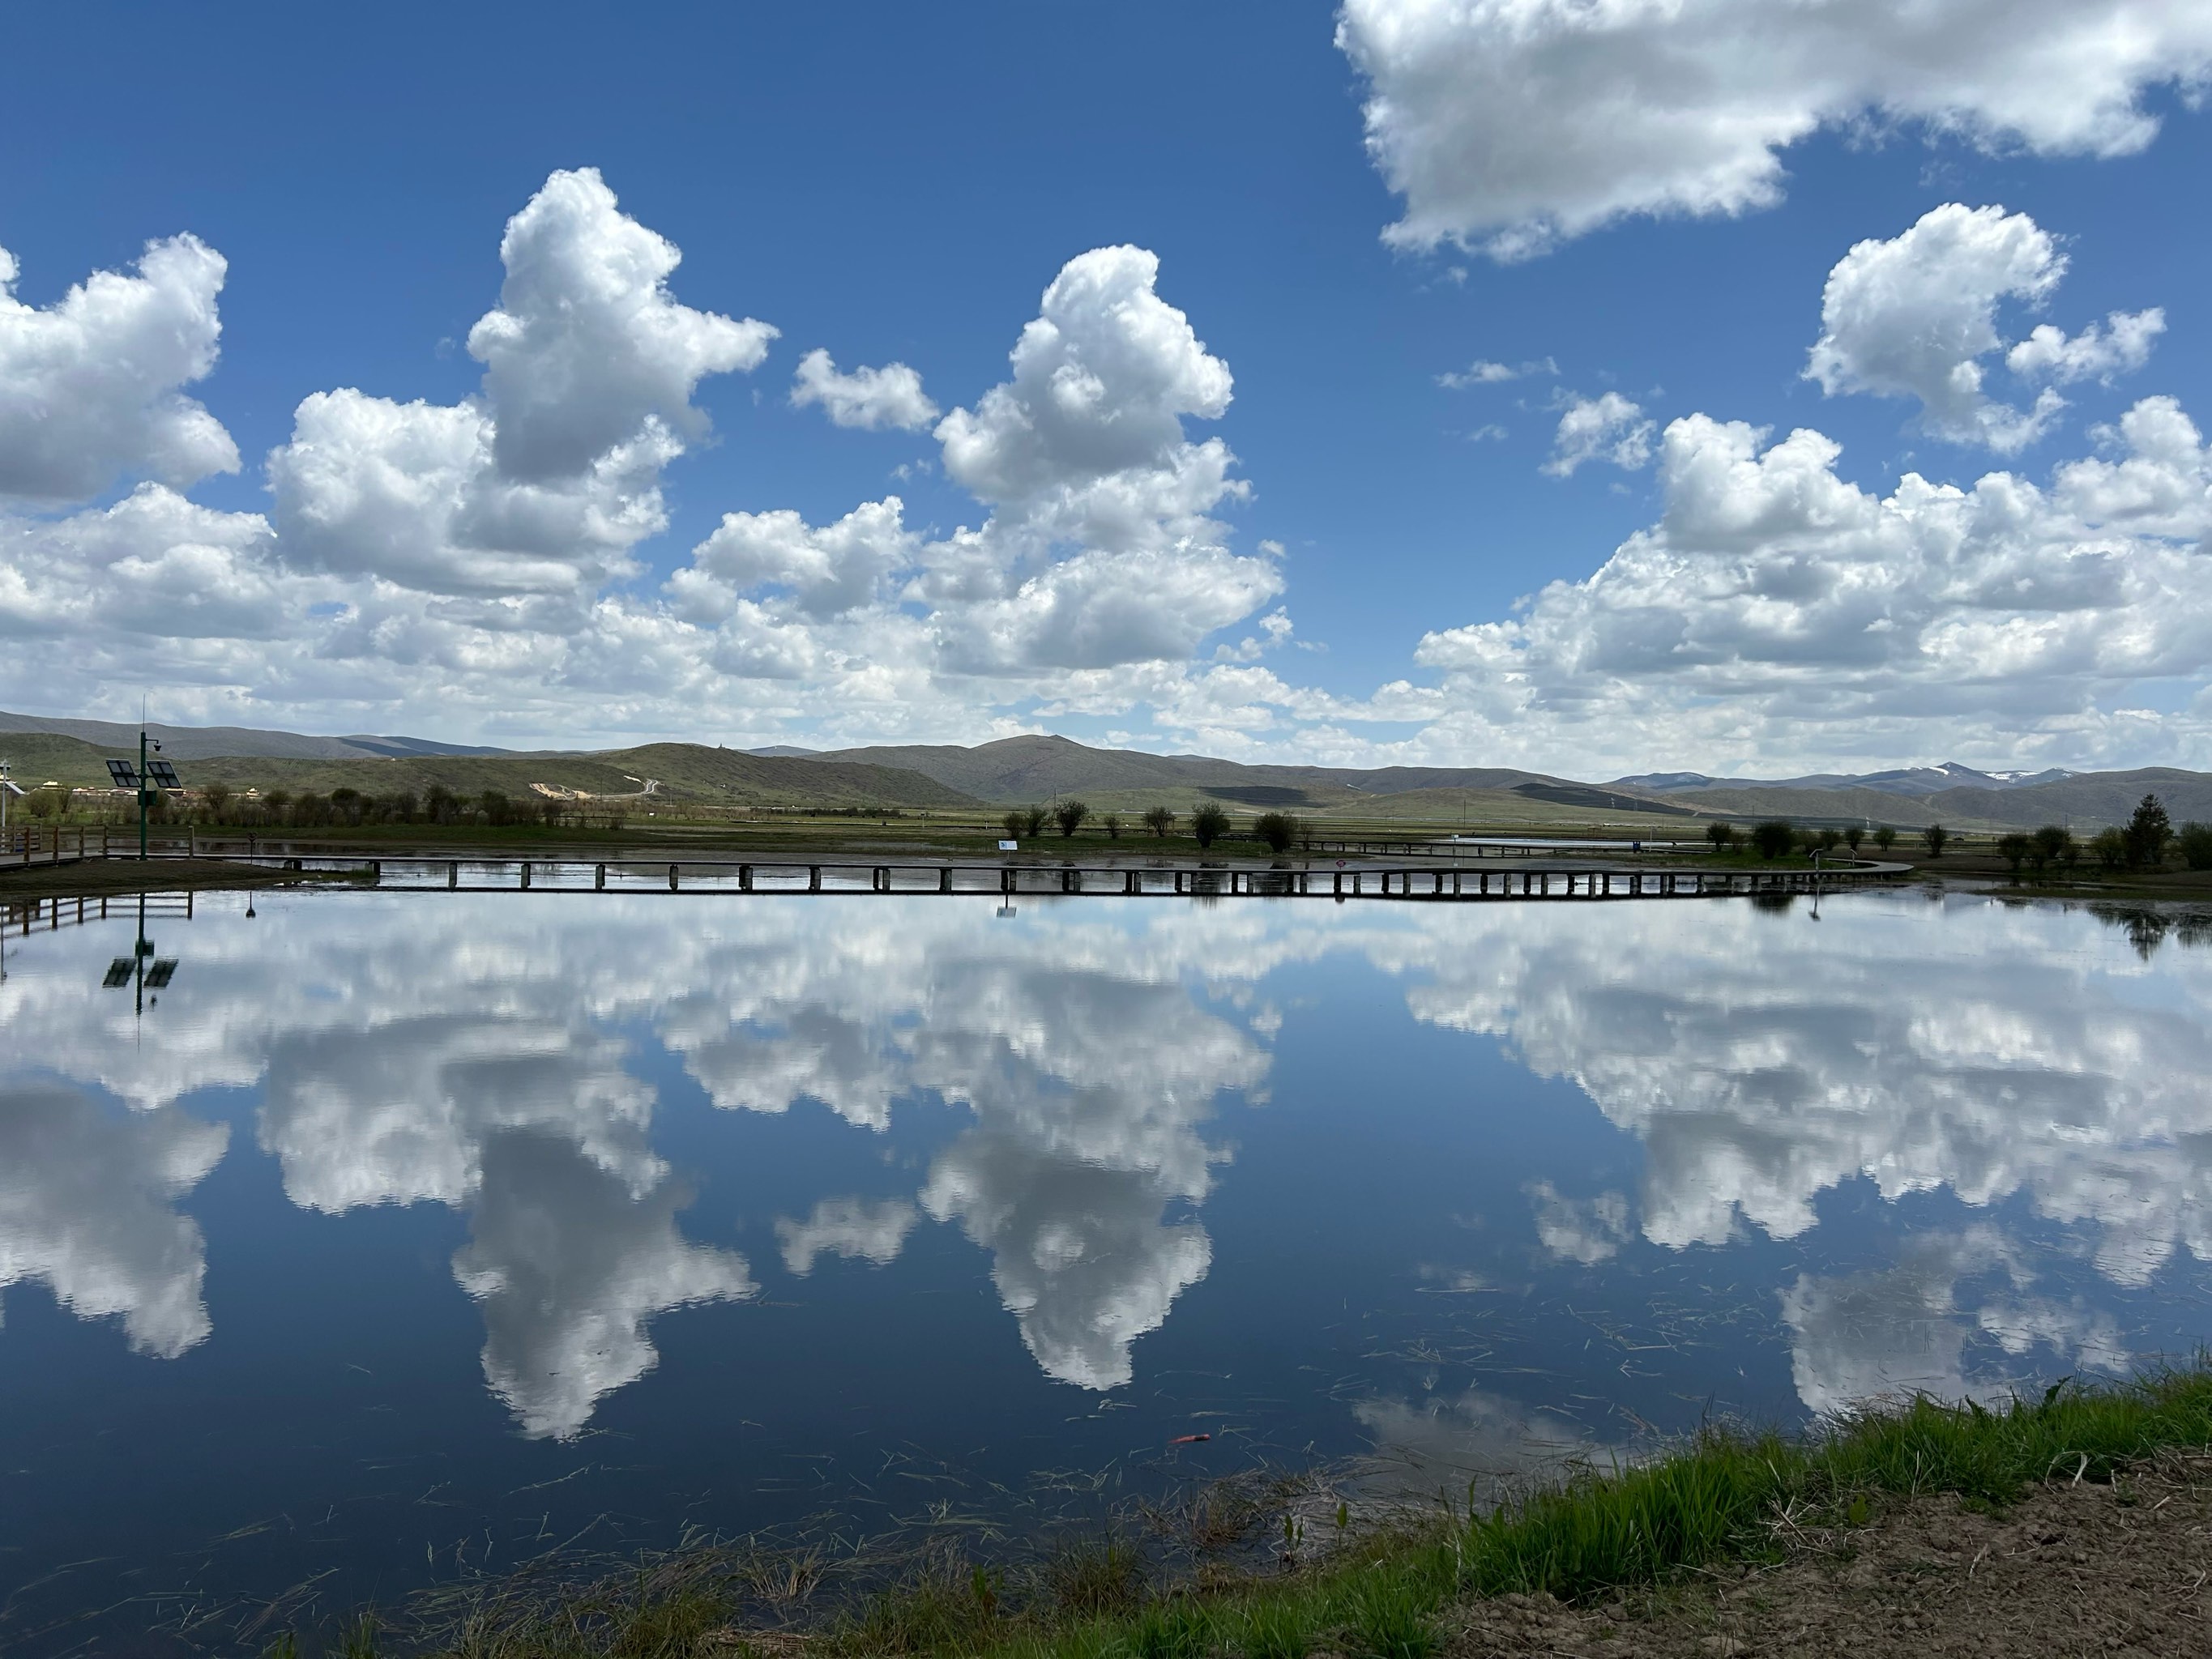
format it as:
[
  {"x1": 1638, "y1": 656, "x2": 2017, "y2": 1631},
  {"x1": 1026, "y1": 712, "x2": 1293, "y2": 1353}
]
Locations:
[
  {"x1": 1614, "y1": 762, "x2": 2077, "y2": 797},
  {"x1": 0, "y1": 710, "x2": 513, "y2": 761},
  {"x1": 5, "y1": 710, "x2": 2208, "y2": 829}
]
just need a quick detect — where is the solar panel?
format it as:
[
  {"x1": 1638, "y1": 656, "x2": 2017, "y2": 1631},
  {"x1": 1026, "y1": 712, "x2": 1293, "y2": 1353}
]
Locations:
[
  {"x1": 106, "y1": 759, "x2": 139, "y2": 788},
  {"x1": 103, "y1": 959, "x2": 134, "y2": 988},
  {"x1": 145, "y1": 960, "x2": 178, "y2": 989},
  {"x1": 146, "y1": 759, "x2": 182, "y2": 790}
]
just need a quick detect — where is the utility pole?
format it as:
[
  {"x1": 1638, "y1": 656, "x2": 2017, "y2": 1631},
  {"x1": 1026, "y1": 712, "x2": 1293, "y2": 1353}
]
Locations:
[{"x1": 140, "y1": 724, "x2": 152, "y2": 861}]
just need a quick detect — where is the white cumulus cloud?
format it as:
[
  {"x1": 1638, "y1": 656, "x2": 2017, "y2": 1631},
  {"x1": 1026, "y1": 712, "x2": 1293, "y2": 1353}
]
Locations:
[
  {"x1": 468, "y1": 168, "x2": 775, "y2": 480},
  {"x1": 1544, "y1": 391, "x2": 1655, "y2": 477},
  {"x1": 1338, "y1": 0, "x2": 2212, "y2": 258},
  {"x1": 791, "y1": 348, "x2": 938, "y2": 431},
  {"x1": 0, "y1": 235, "x2": 239, "y2": 505},
  {"x1": 267, "y1": 168, "x2": 772, "y2": 599},
  {"x1": 1805, "y1": 203, "x2": 2092, "y2": 451}
]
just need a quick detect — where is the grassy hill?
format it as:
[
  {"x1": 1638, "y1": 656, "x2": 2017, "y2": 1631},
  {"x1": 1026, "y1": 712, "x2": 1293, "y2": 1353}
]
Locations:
[
  {"x1": 1645, "y1": 768, "x2": 2212, "y2": 830},
  {"x1": 807, "y1": 734, "x2": 1635, "y2": 808},
  {"x1": 0, "y1": 708, "x2": 509, "y2": 761},
  {"x1": 0, "y1": 731, "x2": 978, "y2": 811}
]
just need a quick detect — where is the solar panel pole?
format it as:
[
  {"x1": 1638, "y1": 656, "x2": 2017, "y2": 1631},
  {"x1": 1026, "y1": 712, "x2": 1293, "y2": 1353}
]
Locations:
[{"x1": 139, "y1": 727, "x2": 149, "y2": 860}]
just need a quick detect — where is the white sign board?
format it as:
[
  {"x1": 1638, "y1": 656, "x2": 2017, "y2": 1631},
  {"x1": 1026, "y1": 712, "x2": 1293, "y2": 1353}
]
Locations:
[{"x1": 997, "y1": 839, "x2": 1019, "y2": 851}]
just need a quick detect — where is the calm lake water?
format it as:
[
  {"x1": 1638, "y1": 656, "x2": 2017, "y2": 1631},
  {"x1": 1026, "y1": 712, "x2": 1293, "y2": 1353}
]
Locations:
[{"x1": 5, "y1": 886, "x2": 2211, "y2": 1647}]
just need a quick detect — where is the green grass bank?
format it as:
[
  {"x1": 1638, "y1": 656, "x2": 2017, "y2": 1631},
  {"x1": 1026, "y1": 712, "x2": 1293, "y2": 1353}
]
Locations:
[{"x1": 305, "y1": 1361, "x2": 2212, "y2": 1659}]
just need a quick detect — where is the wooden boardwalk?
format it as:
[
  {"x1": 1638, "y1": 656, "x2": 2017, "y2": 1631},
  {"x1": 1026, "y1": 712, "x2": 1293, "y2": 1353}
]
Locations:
[{"x1": 169, "y1": 855, "x2": 1901, "y2": 902}]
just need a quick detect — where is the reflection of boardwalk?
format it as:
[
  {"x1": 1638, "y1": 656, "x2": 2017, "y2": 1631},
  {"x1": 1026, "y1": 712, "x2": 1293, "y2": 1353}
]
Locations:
[
  {"x1": 6, "y1": 890, "x2": 198, "y2": 935},
  {"x1": 198, "y1": 856, "x2": 1900, "y2": 902}
]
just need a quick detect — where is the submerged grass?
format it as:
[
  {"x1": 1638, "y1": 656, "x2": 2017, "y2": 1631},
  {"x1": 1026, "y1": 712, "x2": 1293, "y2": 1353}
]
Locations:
[{"x1": 316, "y1": 1362, "x2": 2212, "y2": 1659}]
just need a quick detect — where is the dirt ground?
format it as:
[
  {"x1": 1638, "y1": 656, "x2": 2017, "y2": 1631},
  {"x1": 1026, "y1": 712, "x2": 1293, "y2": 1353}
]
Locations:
[{"x1": 1437, "y1": 1452, "x2": 2212, "y2": 1658}]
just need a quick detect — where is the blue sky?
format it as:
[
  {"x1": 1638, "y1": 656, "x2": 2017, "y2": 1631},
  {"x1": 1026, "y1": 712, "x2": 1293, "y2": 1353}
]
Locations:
[{"x1": 4, "y1": 2, "x2": 2212, "y2": 773}]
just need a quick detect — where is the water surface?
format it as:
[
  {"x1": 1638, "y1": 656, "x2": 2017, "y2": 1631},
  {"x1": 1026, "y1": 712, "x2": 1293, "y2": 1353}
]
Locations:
[{"x1": 3, "y1": 887, "x2": 2210, "y2": 1645}]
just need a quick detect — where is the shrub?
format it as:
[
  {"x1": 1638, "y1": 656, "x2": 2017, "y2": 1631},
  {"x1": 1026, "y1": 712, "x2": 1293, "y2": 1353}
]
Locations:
[
  {"x1": 1190, "y1": 803, "x2": 1231, "y2": 848},
  {"x1": 1101, "y1": 812, "x2": 1121, "y2": 839},
  {"x1": 1997, "y1": 832, "x2": 2032, "y2": 875},
  {"x1": 1253, "y1": 812, "x2": 1300, "y2": 854},
  {"x1": 1705, "y1": 821, "x2": 1736, "y2": 851},
  {"x1": 1924, "y1": 822, "x2": 1949, "y2": 858},
  {"x1": 1873, "y1": 825, "x2": 1897, "y2": 852},
  {"x1": 2092, "y1": 826, "x2": 2128, "y2": 870},
  {"x1": 2124, "y1": 793, "x2": 2172, "y2": 870},
  {"x1": 1001, "y1": 809, "x2": 1027, "y2": 841},
  {"x1": 2179, "y1": 821, "x2": 2212, "y2": 871},
  {"x1": 1022, "y1": 805, "x2": 1049, "y2": 838},
  {"x1": 1749, "y1": 820, "x2": 1795, "y2": 860},
  {"x1": 1143, "y1": 804, "x2": 1176, "y2": 838},
  {"x1": 1843, "y1": 825, "x2": 1864, "y2": 851},
  {"x1": 1054, "y1": 800, "x2": 1090, "y2": 838},
  {"x1": 2032, "y1": 824, "x2": 2075, "y2": 875}
]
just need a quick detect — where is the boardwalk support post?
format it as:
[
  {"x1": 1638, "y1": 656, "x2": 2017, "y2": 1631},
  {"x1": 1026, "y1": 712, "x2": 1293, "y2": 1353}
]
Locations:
[
  {"x1": 808, "y1": 865, "x2": 821, "y2": 892},
  {"x1": 520, "y1": 863, "x2": 531, "y2": 889},
  {"x1": 940, "y1": 867, "x2": 953, "y2": 893},
  {"x1": 596, "y1": 864, "x2": 606, "y2": 890},
  {"x1": 668, "y1": 864, "x2": 680, "y2": 891},
  {"x1": 448, "y1": 861, "x2": 458, "y2": 889},
  {"x1": 741, "y1": 864, "x2": 753, "y2": 891}
]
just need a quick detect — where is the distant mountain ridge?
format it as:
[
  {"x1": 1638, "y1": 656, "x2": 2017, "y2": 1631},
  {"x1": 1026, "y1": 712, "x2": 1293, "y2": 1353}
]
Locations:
[
  {"x1": 0, "y1": 710, "x2": 512, "y2": 761},
  {"x1": 1612, "y1": 761, "x2": 2077, "y2": 798},
  {"x1": 6, "y1": 711, "x2": 2206, "y2": 829}
]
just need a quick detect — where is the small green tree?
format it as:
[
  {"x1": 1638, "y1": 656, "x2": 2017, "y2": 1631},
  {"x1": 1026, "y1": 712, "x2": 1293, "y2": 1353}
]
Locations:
[
  {"x1": 2031, "y1": 825, "x2": 2073, "y2": 877},
  {"x1": 2123, "y1": 793, "x2": 2172, "y2": 870},
  {"x1": 2091, "y1": 826, "x2": 2128, "y2": 870},
  {"x1": 2178, "y1": 821, "x2": 2212, "y2": 871},
  {"x1": 1705, "y1": 821, "x2": 1737, "y2": 851},
  {"x1": 1924, "y1": 822, "x2": 1949, "y2": 858},
  {"x1": 1190, "y1": 803, "x2": 1231, "y2": 848},
  {"x1": 1873, "y1": 825, "x2": 1897, "y2": 853},
  {"x1": 1101, "y1": 812, "x2": 1122, "y2": 839},
  {"x1": 1022, "y1": 805, "x2": 1049, "y2": 838},
  {"x1": 1143, "y1": 804, "x2": 1176, "y2": 838},
  {"x1": 1750, "y1": 820, "x2": 1795, "y2": 860},
  {"x1": 1996, "y1": 832, "x2": 2032, "y2": 876},
  {"x1": 200, "y1": 781, "x2": 233, "y2": 824},
  {"x1": 1001, "y1": 808, "x2": 1027, "y2": 840},
  {"x1": 1253, "y1": 811, "x2": 1300, "y2": 854},
  {"x1": 1054, "y1": 800, "x2": 1090, "y2": 838},
  {"x1": 1817, "y1": 827, "x2": 1843, "y2": 853},
  {"x1": 1843, "y1": 825, "x2": 1864, "y2": 851}
]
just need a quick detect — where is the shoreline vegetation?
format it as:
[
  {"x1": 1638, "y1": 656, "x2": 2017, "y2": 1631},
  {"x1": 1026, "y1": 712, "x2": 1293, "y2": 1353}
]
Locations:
[{"x1": 258, "y1": 1363, "x2": 2212, "y2": 1659}]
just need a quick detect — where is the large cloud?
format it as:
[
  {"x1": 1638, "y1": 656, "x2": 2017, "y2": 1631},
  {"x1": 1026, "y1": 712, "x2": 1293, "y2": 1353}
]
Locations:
[
  {"x1": 1338, "y1": 0, "x2": 2212, "y2": 258},
  {"x1": 664, "y1": 245, "x2": 1282, "y2": 685},
  {"x1": 455, "y1": 1129, "x2": 756, "y2": 1440},
  {"x1": 267, "y1": 168, "x2": 772, "y2": 599},
  {"x1": 1410, "y1": 390, "x2": 2212, "y2": 772},
  {"x1": 1383, "y1": 893, "x2": 2212, "y2": 1294},
  {"x1": 0, "y1": 1078, "x2": 228, "y2": 1359},
  {"x1": 1804, "y1": 204, "x2": 2162, "y2": 452},
  {"x1": 0, "y1": 236, "x2": 239, "y2": 505}
]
